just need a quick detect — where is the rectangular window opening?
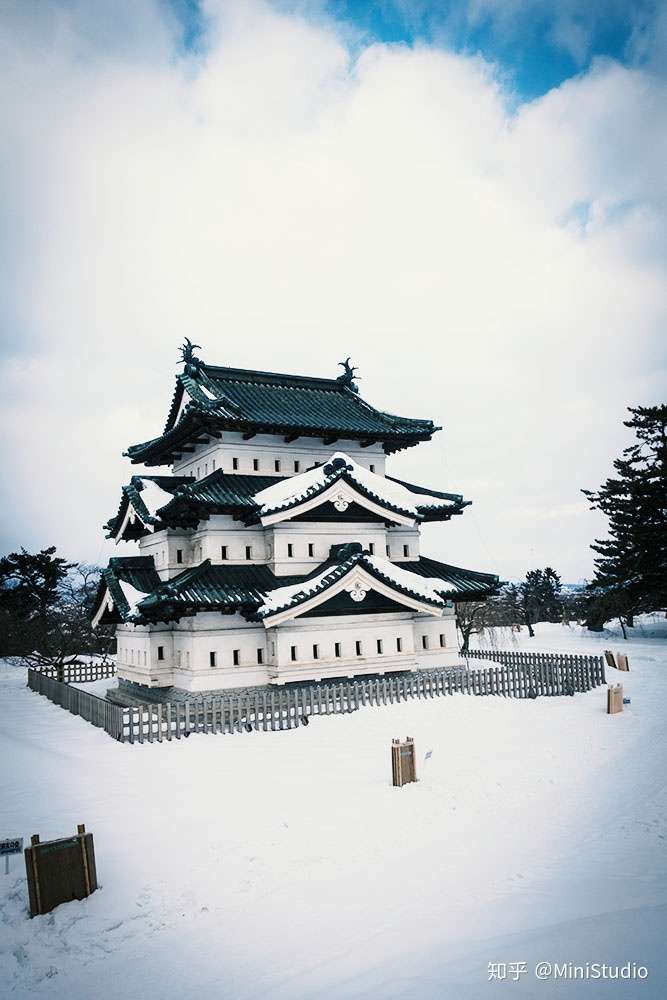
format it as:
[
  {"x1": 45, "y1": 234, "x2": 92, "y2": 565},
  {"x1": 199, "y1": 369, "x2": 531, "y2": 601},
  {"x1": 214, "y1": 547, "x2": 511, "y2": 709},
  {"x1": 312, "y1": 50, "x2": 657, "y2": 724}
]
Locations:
[
  {"x1": 233, "y1": 649, "x2": 240, "y2": 666},
  {"x1": 176, "y1": 549, "x2": 183, "y2": 564},
  {"x1": 422, "y1": 635, "x2": 429, "y2": 650},
  {"x1": 368, "y1": 542, "x2": 375, "y2": 555},
  {"x1": 376, "y1": 638, "x2": 383, "y2": 654},
  {"x1": 312, "y1": 644, "x2": 319, "y2": 660},
  {"x1": 403, "y1": 544, "x2": 410, "y2": 557},
  {"x1": 245, "y1": 545, "x2": 252, "y2": 560},
  {"x1": 386, "y1": 545, "x2": 391, "y2": 557},
  {"x1": 294, "y1": 460, "x2": 300, "y2": 472},
  {"x1": 396, "y1": 637, "x2": 403, "y2": 653},
  {"x1": 274, "y1": 459, "x2": 281, "y2": 472},
  {"x1": 232, "y1": 457, "x2": 239, "y2": 470},
  {"x1": 355, "y1": 640, "x2": 362, "y2": 656},
  {"x1": 209, "y1": 651, "x2": 217, "y2": 667},
  {"x1": 334, "y1": 642, "x2": 342, "y2": 658},
  {"x1": 221, "y1": 545, "x2": 228, "y2": 560},
  {"x1": 287, "y1": 543, "x2": 294, "y2": 558},
  {"x1": 157, "y1": 646, "x2": 165, "y2": 661},
  {"x1": 440, "y1": 633, "x2": 446, "y2": 648},
  {"x1": 369, "y1": 464, "x2": 375, "y2": 473},
  {"x1": 257, "y1": 648, "x2": 263, "y2": 664},
  {"x1": 308, "y1": 543, "x2": 314, "y2": 557},
  {"x1": 290, "y1": 645, "x2": 297, "y2": 662},
  {"x1": 253, "y1": 458, "x2": 259, "y2": 471}
]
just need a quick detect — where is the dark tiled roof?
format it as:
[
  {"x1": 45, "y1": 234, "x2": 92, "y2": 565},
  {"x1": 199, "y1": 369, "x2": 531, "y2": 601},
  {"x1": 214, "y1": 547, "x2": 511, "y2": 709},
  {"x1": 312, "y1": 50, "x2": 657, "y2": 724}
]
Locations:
[
  {"x1": 135, "y1": 562, "x2": 297, "y2": 620},
  {"x1": 156, "y1": 473, "x2": 283, "y2": 527},
  {"x1": 104, "y1": 475, "x2": 191, "y2": 537},
  {"x1": 126, "y1": 549, "x2": 499, "y2": 624},
  {"x1": 125, "y1": 363, "x2": 440, "y2": 465},
  {"x1": 386, "y1": 476, "x2": 468, "y2": 507},
  {"x1": 91, "y1": 556, "x2": 162, "y2": 625},
  {"x1": 107, "y1": 467, "x2": 467, "y2": 538},
  {"x1": 402, "y1": 556, "x2": 500, "y2": 598}
]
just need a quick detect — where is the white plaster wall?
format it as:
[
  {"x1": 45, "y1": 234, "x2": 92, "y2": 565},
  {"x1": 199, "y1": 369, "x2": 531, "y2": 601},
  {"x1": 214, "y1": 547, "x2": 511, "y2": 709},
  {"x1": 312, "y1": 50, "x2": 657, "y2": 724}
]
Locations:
[
  {"x1": 412, "y1": 609, "x2": 458, "y2": 669},
  {"x1": 385, "y1": 526, "x2": 421, "y2": 561},
  {"x1": 138, "y1": 530, "x2": 195, "y2": 580},
  {"x1": 268, "y1": 521, "x2": 388, "y2": 576},
  {"x1": 136, "y1": 516, "x2": 393, "y2": 580},
  {"x1": 116, "y1": 623, "x2": 176, "y2": 686},
  {"x1": 115, "y1": 606, "x2": 461, "y2": 691},
  {"x1": 191, "y1": 516, "x2": 268, "y2": 565},
  {"x1": 171, "y1": 431, "x2": 386, "y2": 480},
  {"x1": 171, "y1": 613, "x2": 269, "y2": 691},
  {"x1": 266, "y1": 611, "x2": 442, "y2": 683}
]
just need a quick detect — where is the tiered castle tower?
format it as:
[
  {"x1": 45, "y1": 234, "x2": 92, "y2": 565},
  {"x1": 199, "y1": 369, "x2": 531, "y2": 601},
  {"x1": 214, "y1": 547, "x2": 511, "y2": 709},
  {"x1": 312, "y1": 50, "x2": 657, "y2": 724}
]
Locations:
[{"x1": 92, "y1": 344, "x2": 498, "y2": 693}]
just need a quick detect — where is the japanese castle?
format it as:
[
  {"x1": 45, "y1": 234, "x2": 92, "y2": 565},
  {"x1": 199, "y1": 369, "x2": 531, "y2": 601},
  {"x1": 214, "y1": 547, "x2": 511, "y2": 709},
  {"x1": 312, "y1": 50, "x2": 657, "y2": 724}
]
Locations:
[{"x1": 92, "y1": 343, "x2": 498, "y2": 693}]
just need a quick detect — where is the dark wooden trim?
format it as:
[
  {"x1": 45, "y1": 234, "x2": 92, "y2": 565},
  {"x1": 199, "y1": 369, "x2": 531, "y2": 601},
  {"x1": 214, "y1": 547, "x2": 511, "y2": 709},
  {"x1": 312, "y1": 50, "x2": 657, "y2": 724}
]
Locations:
[
  {"x1": 284, "y1": 433, "x2": 300, "y2": 443},
  {"x1": 242, "y1": 431, "x2": 257, "y2": 441}
]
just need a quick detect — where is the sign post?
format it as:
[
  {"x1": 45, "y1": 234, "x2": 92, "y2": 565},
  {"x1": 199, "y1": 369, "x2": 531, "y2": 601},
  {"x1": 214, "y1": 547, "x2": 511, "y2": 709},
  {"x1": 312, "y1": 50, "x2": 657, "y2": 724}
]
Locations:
[
  {"x1": 1, "y1": 837, "x2": 24, "y2": 875},
  {"x1": 392, "y1": 737, "x2": 417, "y2": 787}
]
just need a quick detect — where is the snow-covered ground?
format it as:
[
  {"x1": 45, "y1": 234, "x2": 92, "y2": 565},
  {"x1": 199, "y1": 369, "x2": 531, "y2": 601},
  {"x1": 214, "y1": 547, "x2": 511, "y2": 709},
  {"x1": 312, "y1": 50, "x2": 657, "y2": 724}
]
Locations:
[{"x1": 1, "y1": 618, "x2": 666, "y2": 999}]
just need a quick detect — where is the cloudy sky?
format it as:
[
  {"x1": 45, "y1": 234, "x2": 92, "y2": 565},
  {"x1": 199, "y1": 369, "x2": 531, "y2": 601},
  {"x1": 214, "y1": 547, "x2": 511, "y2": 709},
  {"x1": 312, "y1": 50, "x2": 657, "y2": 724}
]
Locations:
[{"x1": 1, "y1": 0, "x2": 665, "y2": 583}]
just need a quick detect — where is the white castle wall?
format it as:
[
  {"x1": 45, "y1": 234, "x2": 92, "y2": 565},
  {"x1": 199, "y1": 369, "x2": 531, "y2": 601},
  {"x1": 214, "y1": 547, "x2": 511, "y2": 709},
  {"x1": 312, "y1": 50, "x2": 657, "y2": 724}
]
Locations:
[
  {"x1": 138, "y1": 519, "x2": 411, "y2": 579},
  {"x1": 171, "y1": 431, "x2": 386, "y2": 481},
  {"x1": 116, "y1": 607, "x2": 458, "y2": 691}
]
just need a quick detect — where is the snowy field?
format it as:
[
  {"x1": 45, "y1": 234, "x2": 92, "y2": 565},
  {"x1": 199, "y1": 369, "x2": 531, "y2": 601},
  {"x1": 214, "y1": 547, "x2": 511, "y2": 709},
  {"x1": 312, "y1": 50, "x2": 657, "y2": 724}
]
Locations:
[{"x1": 1, "y1": 619, "x2": 666, "y2": 999}]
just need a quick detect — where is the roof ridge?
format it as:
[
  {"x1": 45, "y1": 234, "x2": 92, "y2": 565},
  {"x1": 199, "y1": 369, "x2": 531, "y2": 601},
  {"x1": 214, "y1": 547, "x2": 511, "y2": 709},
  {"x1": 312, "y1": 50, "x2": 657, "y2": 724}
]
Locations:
[{"x1": 202, "y1": 364, "x2": 347, "y2": 390}]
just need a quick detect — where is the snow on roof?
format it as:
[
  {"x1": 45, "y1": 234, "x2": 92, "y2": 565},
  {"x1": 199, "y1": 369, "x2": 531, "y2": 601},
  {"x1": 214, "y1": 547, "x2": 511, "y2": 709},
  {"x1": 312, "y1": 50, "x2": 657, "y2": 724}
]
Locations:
[
  {"x1": 253, "y1": 452, "x2": 457, "y2": 517},
  {"x1": 258, "y1": 552, "x2": 449, "y2": 618},
  {"x1": 137, "y1": 479, "x2": 176, "y2": 520},
  {"x1": 365, "y1": 555, "x2": 449, "y2": 604},
  {"x1": 259, "y1": 565, "x2": 336, "y2": 616},
  {"x1": 118, "y1": 580, "x2": 151, "y2": 620}
]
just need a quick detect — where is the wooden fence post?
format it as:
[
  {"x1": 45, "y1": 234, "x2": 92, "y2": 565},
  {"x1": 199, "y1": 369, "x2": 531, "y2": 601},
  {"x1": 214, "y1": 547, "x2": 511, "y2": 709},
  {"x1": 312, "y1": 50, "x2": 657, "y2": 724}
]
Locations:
[{"x1": 391, "y1": 737, "x2": 417, "y2": 787}]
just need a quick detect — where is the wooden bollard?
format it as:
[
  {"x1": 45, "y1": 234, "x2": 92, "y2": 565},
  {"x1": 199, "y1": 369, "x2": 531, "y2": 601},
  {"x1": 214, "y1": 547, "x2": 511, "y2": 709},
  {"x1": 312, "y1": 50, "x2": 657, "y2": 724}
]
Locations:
[
  {"x1": 607, "y1": 684, "x2": 624, "y2": 715},
  {"x1": 616, "y1": 653, "x2": 630, "y2": 671},
  {"x1": 604, "y1": 650, "x2": 617, "y2": 669},
  {"x1": 392, "y1": 737, "x2": 417, "y2": 787}
]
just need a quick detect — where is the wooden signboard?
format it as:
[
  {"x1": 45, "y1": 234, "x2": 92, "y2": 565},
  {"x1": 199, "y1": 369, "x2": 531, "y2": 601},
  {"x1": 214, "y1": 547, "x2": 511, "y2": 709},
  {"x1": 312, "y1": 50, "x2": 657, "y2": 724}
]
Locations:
[
  {"x1": 24, "y1": 825, "x2": 97, "y2": 918},
  {"x1": 604, "y1": 650, "x2": 617, "y2": 669},
  {"x1": 616, "y1": 653, "x2": 630, "y2": 671},
  {"x1": 392, "y1": 737, "x2": 417, "y2": 787},
  {"x1": 607, "y1": 684, "x2": 624, "y2": 715}
]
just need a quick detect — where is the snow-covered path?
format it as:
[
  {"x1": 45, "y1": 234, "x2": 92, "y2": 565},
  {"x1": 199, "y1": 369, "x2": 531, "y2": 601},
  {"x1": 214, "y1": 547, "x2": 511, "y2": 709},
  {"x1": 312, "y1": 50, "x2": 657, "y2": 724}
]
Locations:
[{"x1": 1, "y1": 620, "x2": 666, "y2": 999}]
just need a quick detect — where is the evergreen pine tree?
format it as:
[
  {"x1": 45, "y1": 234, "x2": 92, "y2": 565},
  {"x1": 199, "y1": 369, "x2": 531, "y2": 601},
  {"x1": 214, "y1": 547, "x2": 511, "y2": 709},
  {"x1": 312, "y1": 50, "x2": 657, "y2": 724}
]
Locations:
[
  {"x1": 582, "y1": 405, "x2": 667, "y2": 629},
  {"x1": 517, "y1": 568, "x2": 563, "y2": 636}
]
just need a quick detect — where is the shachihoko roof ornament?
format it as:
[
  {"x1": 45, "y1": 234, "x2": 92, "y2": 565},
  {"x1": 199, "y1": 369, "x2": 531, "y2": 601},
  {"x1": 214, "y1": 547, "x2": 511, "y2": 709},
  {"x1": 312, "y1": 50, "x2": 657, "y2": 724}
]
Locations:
[
  {"x1": 336, "y1": 357, "x2": 360, "y2": 393},
  {"x1": 178, "y1": 337, "x2": 204, "y2": 377}
]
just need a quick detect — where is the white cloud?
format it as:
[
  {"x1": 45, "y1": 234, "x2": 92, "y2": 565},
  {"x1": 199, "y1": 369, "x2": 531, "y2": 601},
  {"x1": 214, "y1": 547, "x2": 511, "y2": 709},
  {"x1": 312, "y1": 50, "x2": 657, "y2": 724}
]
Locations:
[{"x1": 1, "y1": 0, "x2": 665, "y2": 581}]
